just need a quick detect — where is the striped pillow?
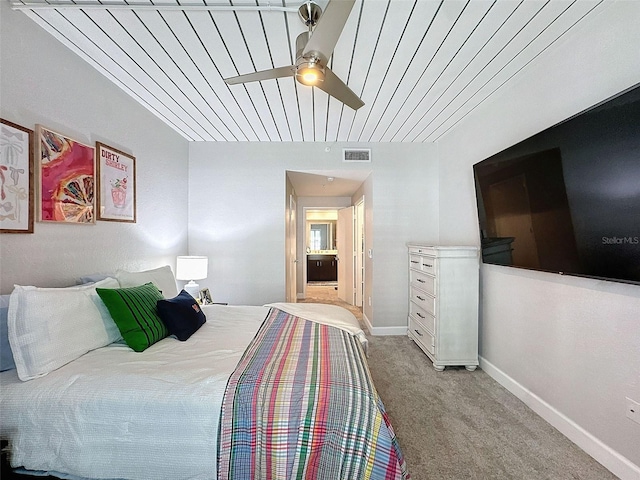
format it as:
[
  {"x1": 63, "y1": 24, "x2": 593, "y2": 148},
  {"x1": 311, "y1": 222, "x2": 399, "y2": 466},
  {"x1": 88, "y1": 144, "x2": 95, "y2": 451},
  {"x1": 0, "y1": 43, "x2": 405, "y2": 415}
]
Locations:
[{"x1": 96, "y1": 283, "x2": 168, "y2": 352}]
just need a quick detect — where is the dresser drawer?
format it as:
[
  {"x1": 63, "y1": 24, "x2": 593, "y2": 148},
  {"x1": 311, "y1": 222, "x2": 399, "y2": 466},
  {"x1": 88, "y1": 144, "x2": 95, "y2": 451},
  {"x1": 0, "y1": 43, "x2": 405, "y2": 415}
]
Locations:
[
  {"x1": 408, "y1": 246, "x2": 436, "y2": 256},
  {"x1": 409, "y1": 254, "x2": 436, "y2": 275},
  {"x1": 409, "y1": 302, "x2": 435, "y2": 334},
  {"x1": 410, "y1": 286, "x2": 435, "y2": 316},
  {"x1": 419, "y1": 256, "x2": 436, "y2": 275},
  {"x1": 409, "y1": 255, "x2": 422, "y2": 270},
  {"x1": 410, "y1": 269, "x2": 435, "y2": 295},
  {"x1": 408, "y1": 316, "x2": 435, "y2": 354}
]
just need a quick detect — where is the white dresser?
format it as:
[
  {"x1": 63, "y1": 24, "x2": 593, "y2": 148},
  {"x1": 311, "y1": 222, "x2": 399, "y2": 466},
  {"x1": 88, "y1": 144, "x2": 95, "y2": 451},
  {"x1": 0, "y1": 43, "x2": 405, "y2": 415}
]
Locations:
[{"x1": 407, "y1": 244, "x2": 480, "y2": 371}]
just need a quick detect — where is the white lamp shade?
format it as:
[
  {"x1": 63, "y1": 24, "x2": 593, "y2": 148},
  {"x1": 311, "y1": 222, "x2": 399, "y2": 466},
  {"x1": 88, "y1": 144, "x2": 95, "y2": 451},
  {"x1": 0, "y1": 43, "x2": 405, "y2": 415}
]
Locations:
[{"x1": 176, "y1": 256, "x2": 208, "y2": 281}]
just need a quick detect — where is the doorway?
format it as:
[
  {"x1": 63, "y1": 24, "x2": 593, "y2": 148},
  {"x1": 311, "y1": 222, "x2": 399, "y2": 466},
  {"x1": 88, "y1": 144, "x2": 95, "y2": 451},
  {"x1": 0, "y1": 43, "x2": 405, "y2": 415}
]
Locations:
[
  {"x1": 304, "y1": 204, "x2": 364, "y2": 307},
  {"x1": 305, "y1": 209, "x2": 339, "y2": 301},
  {"x1": 284, "y1": 170, "x2": 369, "y2": 323},
  {"x1": 300, "y1": 206, "x2": 362, "y2": 323}
]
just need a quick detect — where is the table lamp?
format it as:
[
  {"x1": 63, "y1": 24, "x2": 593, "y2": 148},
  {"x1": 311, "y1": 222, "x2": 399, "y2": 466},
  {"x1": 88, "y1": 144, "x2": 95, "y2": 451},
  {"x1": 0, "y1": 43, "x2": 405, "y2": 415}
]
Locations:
[{"x1": 176, "y1": 256, "x2": 208, "y2": 298}]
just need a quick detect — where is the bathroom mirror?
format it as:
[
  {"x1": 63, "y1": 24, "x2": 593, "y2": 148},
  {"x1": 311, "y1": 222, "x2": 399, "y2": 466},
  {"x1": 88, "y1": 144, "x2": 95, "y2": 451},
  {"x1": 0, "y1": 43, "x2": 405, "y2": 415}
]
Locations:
[{"x1": 308, "y1": 222, "x2": 336, "y2": 250}]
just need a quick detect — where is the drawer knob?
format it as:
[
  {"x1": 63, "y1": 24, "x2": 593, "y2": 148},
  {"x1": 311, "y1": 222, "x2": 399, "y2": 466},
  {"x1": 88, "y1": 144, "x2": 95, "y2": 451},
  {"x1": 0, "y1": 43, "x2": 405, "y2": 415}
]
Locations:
[
  {"x1": 417, "y1": 312, "x2": 425, "y2": 319},
  {"x1": 416, "y1": 295, "x2": 425, "y2": 301},
  {"x1": 414, "y1": 329, "x2": 423, "y2": 337},
  {"x1": 423, "y1": 263, "x2": 433, "y2": 268},
  {"x1": 410, "y1": 260, "x2": 419, "y2": 264},
  {"x1": 417, "y1": 278, "x2": 425, "y2": 283}
]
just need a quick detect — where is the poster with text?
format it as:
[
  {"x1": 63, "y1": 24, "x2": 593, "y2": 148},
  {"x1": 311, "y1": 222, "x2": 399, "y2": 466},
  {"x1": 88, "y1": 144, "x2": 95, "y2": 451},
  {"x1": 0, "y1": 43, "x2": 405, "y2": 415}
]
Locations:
[{"x1": 96, "y1": 142, "x2": 136, "y2": 222}]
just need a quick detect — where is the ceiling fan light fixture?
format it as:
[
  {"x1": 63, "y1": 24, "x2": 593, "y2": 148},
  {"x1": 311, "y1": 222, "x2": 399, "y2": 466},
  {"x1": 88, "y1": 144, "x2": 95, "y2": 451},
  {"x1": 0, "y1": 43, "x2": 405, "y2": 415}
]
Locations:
[
  {"x1": 224, "y1": 0, "x2": 363, "y2": 109},
  {"x1": 296, "y1": 62, "x2": 325, "y2": 86}
]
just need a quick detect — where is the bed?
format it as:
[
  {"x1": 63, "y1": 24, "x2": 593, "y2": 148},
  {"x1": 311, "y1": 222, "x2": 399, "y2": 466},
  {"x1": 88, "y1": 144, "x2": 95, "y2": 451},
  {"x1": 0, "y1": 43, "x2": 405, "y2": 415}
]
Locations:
[{"x1": 0, "y1": 272, "x2": 409, "y2": 480}]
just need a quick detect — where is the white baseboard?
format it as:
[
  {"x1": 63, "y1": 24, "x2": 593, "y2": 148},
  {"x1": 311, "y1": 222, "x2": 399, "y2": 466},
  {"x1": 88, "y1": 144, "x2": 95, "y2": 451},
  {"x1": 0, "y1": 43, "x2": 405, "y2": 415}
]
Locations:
[
  {"x1": 370, "y1": 326, "x2": 408, "y2": 336},
  {"x1": 361, "y1": 312, "x2": 407, "y2": 336},
  {"x1": 479, "y1": 356, "x2": 640, "y2": 480}
]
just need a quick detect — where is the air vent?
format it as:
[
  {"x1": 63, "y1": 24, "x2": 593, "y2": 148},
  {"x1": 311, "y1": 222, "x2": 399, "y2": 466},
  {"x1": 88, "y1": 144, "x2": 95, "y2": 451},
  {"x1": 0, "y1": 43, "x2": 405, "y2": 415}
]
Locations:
[{"x1": 342, "y1": 148, "x2": 371, "y2": 163}]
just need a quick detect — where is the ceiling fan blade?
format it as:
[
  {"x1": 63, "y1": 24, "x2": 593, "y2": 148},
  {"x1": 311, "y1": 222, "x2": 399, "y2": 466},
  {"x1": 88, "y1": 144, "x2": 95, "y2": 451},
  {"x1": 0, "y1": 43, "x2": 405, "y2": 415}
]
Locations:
[
  {"x1": 302, "y1": 0, "x2": 356, "y2": 63},
  {"x1": 316, "y1": 67, "x2": 364, "y2": 110},
  {"x1": 224, "y1": 65, "x2": 295, "y2": 85}
]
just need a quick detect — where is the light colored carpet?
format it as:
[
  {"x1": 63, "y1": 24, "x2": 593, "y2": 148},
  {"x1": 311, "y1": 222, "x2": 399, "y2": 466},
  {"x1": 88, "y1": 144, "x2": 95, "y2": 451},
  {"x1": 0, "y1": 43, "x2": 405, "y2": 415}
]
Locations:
[
  {"x1": 298, "y1": 290, "x2": 618, "y2": 479},
  {"x1": 367, "y1": 336, "x2": 617, "y2": 479}
]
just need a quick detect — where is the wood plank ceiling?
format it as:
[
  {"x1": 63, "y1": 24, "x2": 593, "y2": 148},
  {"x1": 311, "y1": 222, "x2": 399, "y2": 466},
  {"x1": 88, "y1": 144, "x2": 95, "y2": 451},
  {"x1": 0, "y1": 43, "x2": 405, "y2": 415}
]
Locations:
[{"x1": 14, "y1": 0, "x2": 607, "y2": 142}]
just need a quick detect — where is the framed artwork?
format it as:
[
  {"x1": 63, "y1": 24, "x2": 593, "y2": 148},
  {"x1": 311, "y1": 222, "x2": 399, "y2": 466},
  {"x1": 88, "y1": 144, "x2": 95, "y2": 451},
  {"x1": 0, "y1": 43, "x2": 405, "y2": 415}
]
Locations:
[
  {"x1": 37, "y1": 125, "x2": 95, "y2": 224},
  {"x1": 96, "y1": 142, "x2": 136, "y2": 223},
  {"x1": 0, "y1": 119, "x2": 34, "y2": 234},
  {"x1": 199, "y1": 288, "x2": 213, "y2": 305}
]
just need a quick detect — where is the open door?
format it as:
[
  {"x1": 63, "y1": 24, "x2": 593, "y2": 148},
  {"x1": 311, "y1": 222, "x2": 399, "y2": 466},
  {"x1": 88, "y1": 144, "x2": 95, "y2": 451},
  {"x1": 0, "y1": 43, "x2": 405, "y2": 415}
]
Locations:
[
  {"x1": 286, "y1": 195, "x2": 297, "y2": 302},
  {"x1": 337, "y1": 206, "x2": 354, "y2": 304},
  {"x1": 355, "y1": 197, "x2": 364, "y2": 307}
]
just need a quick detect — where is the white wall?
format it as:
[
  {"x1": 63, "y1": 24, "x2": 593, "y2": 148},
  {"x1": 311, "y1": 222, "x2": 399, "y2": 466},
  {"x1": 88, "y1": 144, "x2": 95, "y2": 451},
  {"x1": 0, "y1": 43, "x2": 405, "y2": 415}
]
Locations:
[
  {"x1": 371, "y1": 143, "x2": 438, "y2": 332},
  {"x1": 437, "y1": 2, "x2": 640, "y2": 477},
  {"x1": 0, "y1": 1, "x2": 190, "y2": 293},
  {"x1": 188, "y1": 141, "x2": 438, "y2": 327}
]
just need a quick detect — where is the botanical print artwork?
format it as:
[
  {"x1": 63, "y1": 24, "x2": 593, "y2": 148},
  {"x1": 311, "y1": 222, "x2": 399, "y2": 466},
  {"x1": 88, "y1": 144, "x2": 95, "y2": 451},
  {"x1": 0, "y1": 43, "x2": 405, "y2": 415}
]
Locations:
[
  {"x1": 38, "y1": 126, "x2": 95, "y2": 224},
  {"x1": 0, "y1": 119, "x2": 33, "y2": 233},
  {"x1": 96, "y1": 142, "x2": 136, "y2": 222}
]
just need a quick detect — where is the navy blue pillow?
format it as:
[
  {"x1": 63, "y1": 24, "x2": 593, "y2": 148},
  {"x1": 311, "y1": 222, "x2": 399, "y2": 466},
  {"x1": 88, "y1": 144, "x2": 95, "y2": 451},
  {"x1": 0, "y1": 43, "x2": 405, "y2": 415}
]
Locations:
[{"x1": 156, "y1": 290, "x2": 206, "y2": 341}]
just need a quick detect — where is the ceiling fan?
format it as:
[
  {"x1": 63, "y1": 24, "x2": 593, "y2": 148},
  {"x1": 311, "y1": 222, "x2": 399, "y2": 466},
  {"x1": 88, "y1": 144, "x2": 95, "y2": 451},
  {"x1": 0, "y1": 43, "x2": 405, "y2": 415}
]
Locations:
[{"x1": 224, "y1": 0, "x2": 364, "y2": 110}]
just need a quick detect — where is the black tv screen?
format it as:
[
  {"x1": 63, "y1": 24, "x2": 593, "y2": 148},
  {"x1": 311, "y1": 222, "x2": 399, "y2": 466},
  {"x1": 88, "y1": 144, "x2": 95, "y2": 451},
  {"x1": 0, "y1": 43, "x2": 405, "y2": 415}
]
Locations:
[{"x1": 473, "y1": 84, "x2": 640, "y2": 285}]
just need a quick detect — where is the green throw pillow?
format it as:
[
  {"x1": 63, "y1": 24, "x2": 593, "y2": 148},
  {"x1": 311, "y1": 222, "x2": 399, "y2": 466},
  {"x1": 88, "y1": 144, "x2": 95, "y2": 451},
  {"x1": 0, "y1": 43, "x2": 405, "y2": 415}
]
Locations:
[{"x1": 96, "y1": 283, "x2": 168, "y2": 352}]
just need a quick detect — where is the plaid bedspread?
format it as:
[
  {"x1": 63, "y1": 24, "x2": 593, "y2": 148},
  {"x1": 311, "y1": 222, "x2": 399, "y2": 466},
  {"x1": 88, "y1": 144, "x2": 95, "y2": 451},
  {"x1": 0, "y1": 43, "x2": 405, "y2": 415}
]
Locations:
[{"x1": 217, "y1": 307, "x2": 409, "y2": 480}]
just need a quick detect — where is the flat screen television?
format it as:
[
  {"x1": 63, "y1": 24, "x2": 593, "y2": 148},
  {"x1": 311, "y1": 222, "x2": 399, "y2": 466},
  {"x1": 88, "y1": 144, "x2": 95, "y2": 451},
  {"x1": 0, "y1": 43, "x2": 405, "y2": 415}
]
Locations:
[{"x1": 473, "y1": 83, "x2": 640, "y2": 286}]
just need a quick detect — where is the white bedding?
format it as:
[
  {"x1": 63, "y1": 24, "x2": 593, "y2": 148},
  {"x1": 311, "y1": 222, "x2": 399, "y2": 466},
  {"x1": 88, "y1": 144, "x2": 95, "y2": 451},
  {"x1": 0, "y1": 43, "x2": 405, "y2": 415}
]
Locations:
[
  {"x1": 0, "y1": 305, "x2": 269, "y2": 480},
  {"x1": 0, "y1": 303, "x2": 367, "y2": 480}
]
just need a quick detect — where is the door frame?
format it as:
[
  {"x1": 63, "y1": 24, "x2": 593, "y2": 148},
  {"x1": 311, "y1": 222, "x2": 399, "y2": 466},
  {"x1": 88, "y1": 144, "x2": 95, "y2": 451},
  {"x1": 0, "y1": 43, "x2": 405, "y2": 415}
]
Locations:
[
  {"x1": 286, "y1": 194, "x2": 297, "y2": 302},
  {"x1": 297, "y1": 205, "x2": 347, "y2": 298},
  {"x1": 354, "y1": 196, "x2": 365, "y2": 307},
  {"x1": 302, "y1": 207, "x2": 339, "y2": 300}
]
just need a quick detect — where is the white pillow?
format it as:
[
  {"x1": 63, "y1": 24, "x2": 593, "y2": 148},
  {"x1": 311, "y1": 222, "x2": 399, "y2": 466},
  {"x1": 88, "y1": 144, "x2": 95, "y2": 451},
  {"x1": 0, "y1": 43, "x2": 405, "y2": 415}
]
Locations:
[
  {"x1": 115, "y1": 265, "x2": 178, "y2": 299},
  {"x1": 8, "y1": 277, "x2": 122, "y2": 381}
]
